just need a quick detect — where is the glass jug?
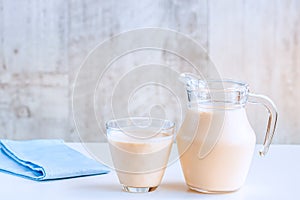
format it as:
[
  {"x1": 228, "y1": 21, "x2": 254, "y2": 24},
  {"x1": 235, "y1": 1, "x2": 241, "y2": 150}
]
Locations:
[{"x1": 176, "y1": 73, "x2": 278, "y2": 193}]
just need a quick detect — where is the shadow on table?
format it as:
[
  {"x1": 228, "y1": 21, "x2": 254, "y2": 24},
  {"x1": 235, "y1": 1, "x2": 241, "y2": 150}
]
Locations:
[
  {"x1": 160, "y1": 182, "x2": 247, "y2": 197},
  {"x1": 72, "y1": 183, "x2": 121, "y2": 193},
  {"x1": 160, "y1": 182, "x2": 190, "y2": 192}
]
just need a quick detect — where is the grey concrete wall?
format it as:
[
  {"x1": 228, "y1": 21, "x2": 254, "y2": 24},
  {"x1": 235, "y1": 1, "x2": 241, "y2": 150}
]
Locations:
[{"x1": 0, "y1": 0, "x2": 299, "y2": 143}]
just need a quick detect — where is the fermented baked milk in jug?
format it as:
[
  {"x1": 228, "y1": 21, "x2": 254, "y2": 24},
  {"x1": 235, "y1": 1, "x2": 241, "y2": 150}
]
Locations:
[{"x1": 176, "y1": 73, "x2": 278, "y2": 193}]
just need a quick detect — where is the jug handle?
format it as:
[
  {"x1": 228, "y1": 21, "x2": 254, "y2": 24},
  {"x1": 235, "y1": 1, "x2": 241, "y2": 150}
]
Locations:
[{"x1": 248, "y1": 93, "x2": 278, "y2": 156}]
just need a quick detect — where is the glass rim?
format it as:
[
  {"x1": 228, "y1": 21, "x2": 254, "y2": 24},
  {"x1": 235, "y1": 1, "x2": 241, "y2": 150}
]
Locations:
[
  {"x1": 188, "y1": 79, "x2": 249, "y2": 92},
  {"x1": 105, "y1": 117, "x2": 175, "y2": 131}
]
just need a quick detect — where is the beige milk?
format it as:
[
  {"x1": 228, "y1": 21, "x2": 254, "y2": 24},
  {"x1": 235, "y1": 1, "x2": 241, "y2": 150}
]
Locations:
[
  {"x1": 108, "y1": 130, "x2": 173, "y2": 188},
  {"x1": 177, "y1": 108, "x2": 256, "y2": 192}
]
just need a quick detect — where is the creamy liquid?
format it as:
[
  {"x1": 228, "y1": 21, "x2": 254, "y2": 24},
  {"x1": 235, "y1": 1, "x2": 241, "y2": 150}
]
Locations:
[
  {"x1": 108, "y1": 129, "x2": 173, "y2": 188},
  {"x1": 177, "y1": 108, "x2": 256, "y2": 192}
]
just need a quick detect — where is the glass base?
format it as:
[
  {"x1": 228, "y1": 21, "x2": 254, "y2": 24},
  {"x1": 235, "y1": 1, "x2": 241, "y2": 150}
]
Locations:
[
  {"x1": 122, "y1": 185, "x2": 158, "y2": 193},
  {"x1": 188, "y1": 184, "x2": 239, "y2": 194}
]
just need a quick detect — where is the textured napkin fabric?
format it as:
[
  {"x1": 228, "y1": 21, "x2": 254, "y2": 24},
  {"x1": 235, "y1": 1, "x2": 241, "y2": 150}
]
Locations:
[{"x1": 0, "y1": 140, "x2": 109, "y2": 181}]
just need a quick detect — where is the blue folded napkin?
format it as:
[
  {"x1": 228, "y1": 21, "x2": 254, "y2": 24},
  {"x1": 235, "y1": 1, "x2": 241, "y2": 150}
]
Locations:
[{"x1": 0, "y1": 139, "x2": 109, "y2": 181}]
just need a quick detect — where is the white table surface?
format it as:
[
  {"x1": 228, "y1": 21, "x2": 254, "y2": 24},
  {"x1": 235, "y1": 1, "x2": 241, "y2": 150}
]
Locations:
[{"x1": 0, "y1": 143, "x2": 299, "y2": 200}]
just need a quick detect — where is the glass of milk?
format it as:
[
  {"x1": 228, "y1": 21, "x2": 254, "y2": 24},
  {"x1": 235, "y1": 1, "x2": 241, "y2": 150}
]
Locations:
[{"x1": 106, "y1": 117, "x2": 175, "y2": 193}]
